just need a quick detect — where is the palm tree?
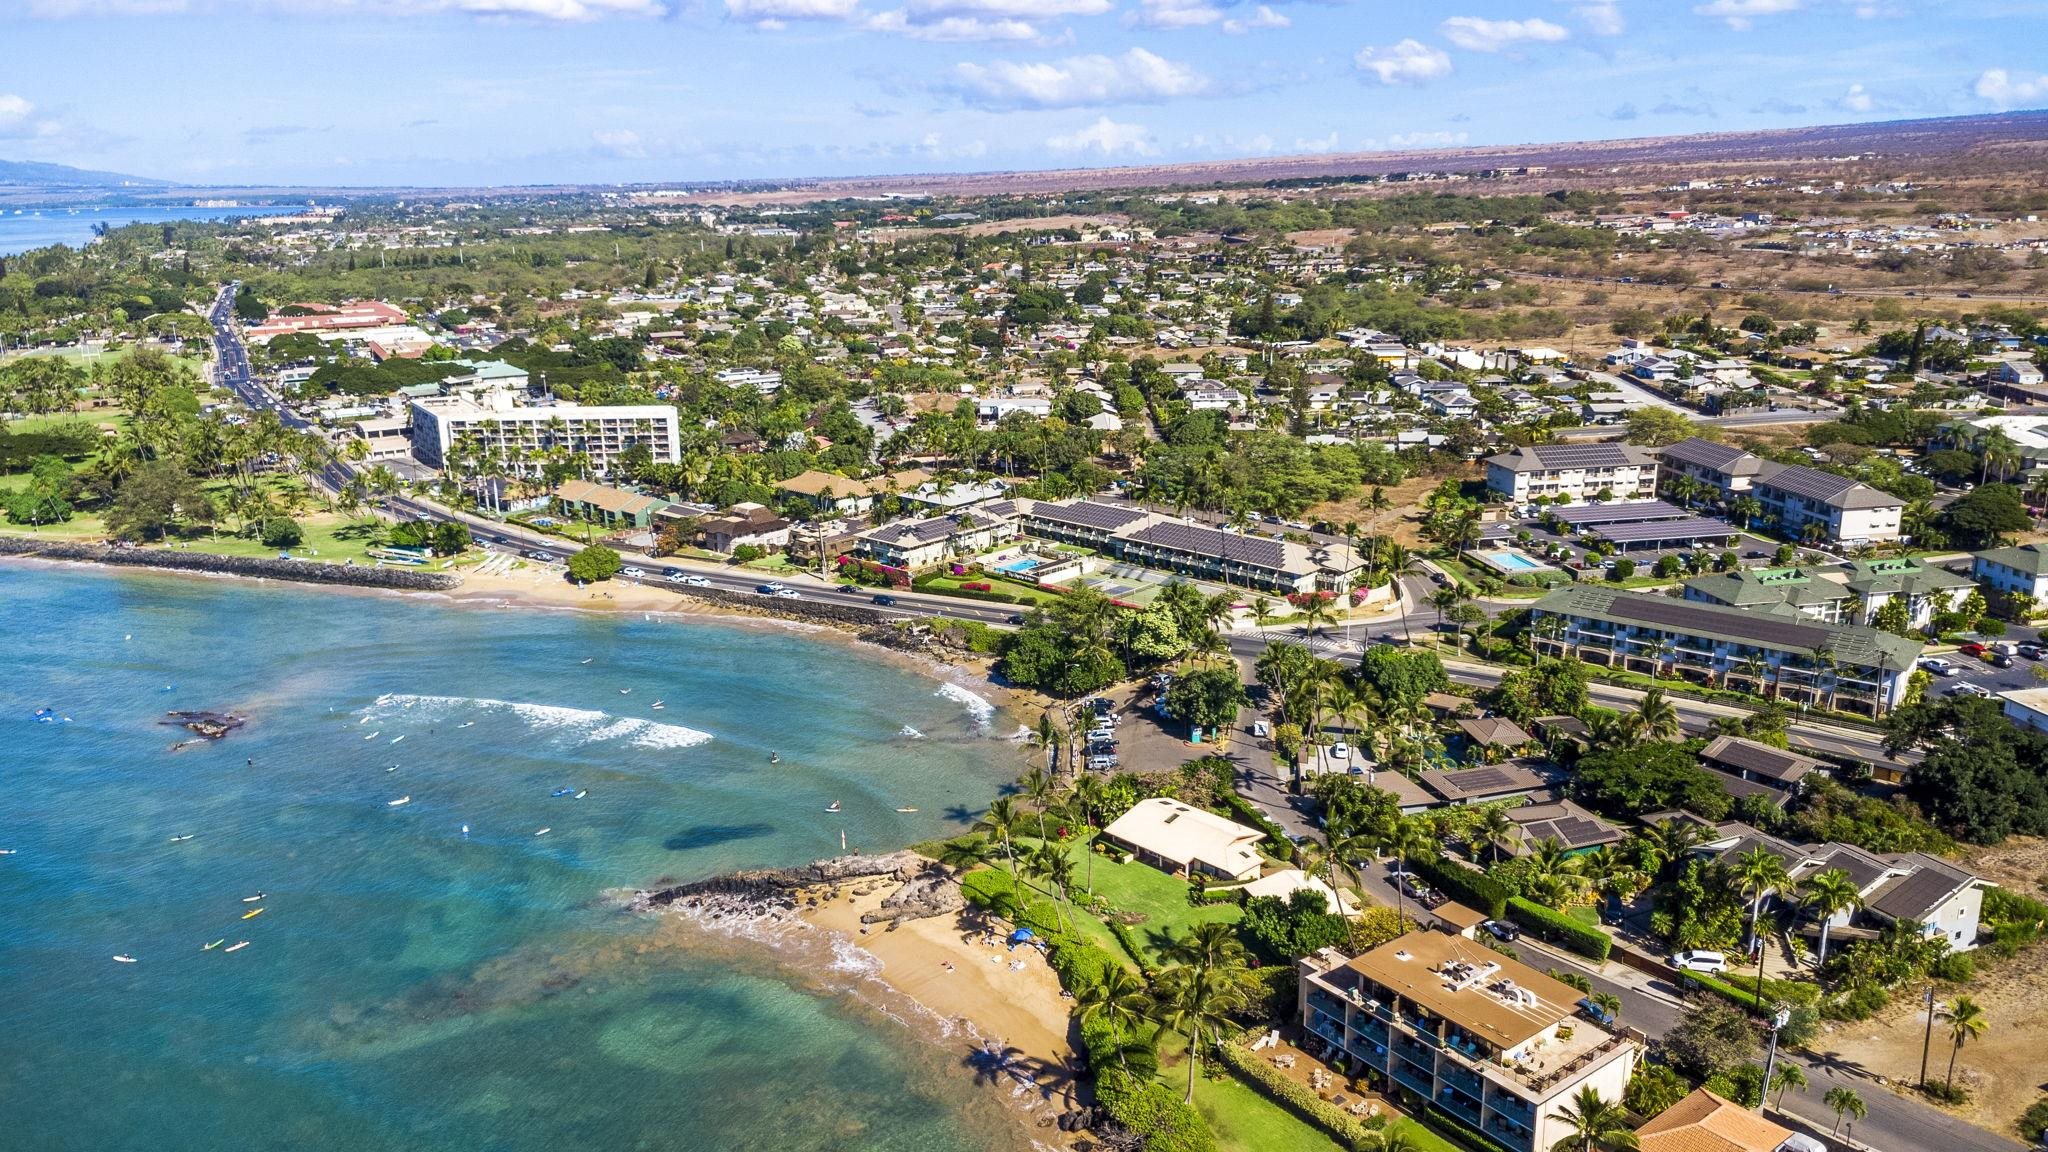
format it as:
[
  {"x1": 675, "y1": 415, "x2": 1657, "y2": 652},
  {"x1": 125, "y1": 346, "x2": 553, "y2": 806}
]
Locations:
[
  {"x1": 1798, "y1": 867, "x2": 1863, "y2": 971},
  {"x1": 1020, "y1": 767, "x2": 1056, "y2": 841},
  {"x1": 1632, "y1": 687, "x2": 1682, "y2": 743},
  {"x1": 1155, "y1": 954, "x2": 1251, "y2": 1102},
  {"x1": 973, "y1": 797, "x2": 1022, "y2": 883},
  {"x1": 1322, "y1": 829, "x2": 1371, "y2": 908},
  {"x1": 1545, "y1": 1085, "x2": 1638, "y2": 1152},
  {"x1": 1476, "y1": 804, "x2": 1520, "y2": 865},
  {"x1": 935, "y1": 836, "x2": 993, "y2": 875},
  {"x1": 1299, "y1": 594, "x2": 1336, "y2": 653},
  {"x1": 1587, "y1": 992, "x2": 1622, "y2": 1028},
  {"x1": 1733, "y1": 846, "x2": 1792, "y2": 954},
  {"x1": 1770, "y1": 1062, "x2": 1808, "y2": 1109},
  {"x1": 1824, "y1": 1087, "x2": 1866, "y2": 1138},
  {"x1": 1942, "y1": 995, "x2": 1988, "y2": 1093},
  {"x1": 1382, "y1": 817, "x2": 1437, "y2": 930},
  {"x1": 1076, "y1": 966, "x2": 1153, "y2": 1071}
]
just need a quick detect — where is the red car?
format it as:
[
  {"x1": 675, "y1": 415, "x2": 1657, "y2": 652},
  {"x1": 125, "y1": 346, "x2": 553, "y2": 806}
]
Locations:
[{"x1": 1958, "y1": 642, "x2": 1988, "y2": 658}]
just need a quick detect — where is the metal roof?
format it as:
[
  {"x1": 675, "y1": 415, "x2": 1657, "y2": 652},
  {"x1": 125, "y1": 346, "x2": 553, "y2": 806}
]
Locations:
[
  {"x1": 1699, "y1": 736, "x2": 1825, "y2": 784},
  {"x1": 1486, "y1": 442, "x2": 1657, "y2": 472},
  {"x1": 1025, "y1": 499, "x2": 1150, "y2": 532},
  {"x1": 1594, "y1": 516, "x2": 1741, "y2": 545},
  {"x1": 1124, "y1": 520, "x2": 1288, "y2": 569},
  {"x1": 1533, "y1": 586, "x2": 1925, "y2": 673},
  {"x1": 1755, "y1": 463, "x2": 1903, "y2": 510},
  {"x1": 1551, "y1": 500, "x2": 1689, "y2": 527},
  {"x1": 1658, "y1": 437, "x2": 1760, "y2": 474}
]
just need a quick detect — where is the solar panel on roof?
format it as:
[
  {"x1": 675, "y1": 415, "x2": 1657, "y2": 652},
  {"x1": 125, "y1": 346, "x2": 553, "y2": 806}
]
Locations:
[
  {"x1": 1035, "y1": 500, "x2": 1147, "y2": 530},
  {"x1": 1759, "y1": 464, "x2": 1858, "y2": 503},
  {"x1": 1525, "y1": 444, "x2": 1641, "y2": 468},
  {"x1": 1608, "y1": 594, "x2": 1833, "y2": 649},
  {"x1": 1662, "y1": 438, "x2": 1749, "y2": 469},
  {"x1": 1551, "y1": 501, "x2": 1688, "y2": 527},
  {"x1": 1127, "y1": 521, "x2": 1288, "y2": 568},
  {"x1": 1444, "y1": 766, "x2": 1514, "y2": 792},
  {"x1": 1594, "y1": 516, "x2": 1740, "y2": 544}
]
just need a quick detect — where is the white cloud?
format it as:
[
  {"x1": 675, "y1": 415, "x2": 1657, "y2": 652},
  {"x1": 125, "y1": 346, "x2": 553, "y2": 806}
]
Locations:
[
  {"x1": 1837, "y1": 82, "x2": 1873, "y2": 112},
  {"x1": 865, "y1": 9, "x2": 1039, "y2": 38},
  {"x1": 592, "y1": 128, "x2": 647, "y2": 158},
  {"x1": 1131, "y1": 0, "x2": 1222, "y2": 28},
  {"x1": 1376, "y1": 129, "x2": 1470, "y2": 149},
  {"x1": 1692, "y1": 0, "x2": 1799, "y2": 30},
  {"x1": 909, "y1": 0, "x2": 1107, "y2": 16},
  {"x1": 1573, "y1": 1, "x2": 1622, "y2": 34},
  {"x1": 1221, "y1": 4, "x2": 1287, "y2": 32},
  {"x1": 30, "y1": 0, "x2": 665, "y2": 16},
  {"x1": 1440, "y1": 15, "x2": 1568, "y2": 52},
  {"x1": 1354, "y1": 38, "x2": 1452, "y2": 86},
  {"x1": 725, "y1": 0, "x2": 858, "y2": 19},
  {"x1": 1046, "y1": 116, "x2": 1158, "y2": 156},
  {"x1": 952, "y1": 47, "x2": 1208, "y2": 108},
  {"x1": 0, "y1": 95, "x2": 33, "y2": 126},
  {"x1": 1975, "y1": 69, "x2": 2048, "y2": 110}
]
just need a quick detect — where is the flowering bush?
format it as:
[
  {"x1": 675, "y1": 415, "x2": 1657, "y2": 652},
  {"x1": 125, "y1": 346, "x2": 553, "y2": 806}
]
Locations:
[{"x1": 961, "y1": 581, "x2": 992, "y2": 592}]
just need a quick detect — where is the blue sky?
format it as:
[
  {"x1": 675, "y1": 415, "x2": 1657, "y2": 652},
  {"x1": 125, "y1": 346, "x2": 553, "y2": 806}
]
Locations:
[{"x1": 0, "y1": 0, "x2": 2044, "y2": 186}]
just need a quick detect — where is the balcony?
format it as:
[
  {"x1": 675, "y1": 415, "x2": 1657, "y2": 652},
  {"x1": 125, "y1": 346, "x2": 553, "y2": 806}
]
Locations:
[
  {"x1": 1438, "y1": 1087, "x2": 1483, "y2": 1128},
  {"x1": 1391, "y1": 1058, "x2": 1435, "y2": 1099}
]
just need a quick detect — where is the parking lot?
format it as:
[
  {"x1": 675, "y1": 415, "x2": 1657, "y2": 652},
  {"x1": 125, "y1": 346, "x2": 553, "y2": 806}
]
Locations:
[{"x1": 1922, "y1": 630, "x2": 2048, "y2": 697}]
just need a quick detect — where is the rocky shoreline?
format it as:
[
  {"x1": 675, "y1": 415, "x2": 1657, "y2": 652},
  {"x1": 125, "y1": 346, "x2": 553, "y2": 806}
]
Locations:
[
  {"x1": 629, "y1": 851, "x2": 965, "y2": 927},
  {"x1": 0, "y1": 537, "x2": 462, "y2": 592}
]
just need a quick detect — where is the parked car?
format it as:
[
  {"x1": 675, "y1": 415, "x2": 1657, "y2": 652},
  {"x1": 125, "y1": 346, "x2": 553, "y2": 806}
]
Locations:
[
  {"x1": 1959, "y1": 642, "x2": 1988, "y2": 658},
  {"x1": 621, "y1": 566, "x2": 646, "y2": 579},
  {"x1": 1482, "y1": 919, "x2": 1521, "y2": 943},
  {"x1": 1918, "y1": 657, "x2": 1955, "y2": 676},
  {"x1": 871, "y1": 594, "x2": 897, "y2": 606},
  {"x1": 1087, "y1": 754, "x2": 1119, "y2": 771},
  {"x1": 1990, "y1": 641, "x2": 2020, "y2": 658},
  {"x1": 1330, "y1": 741, "x2": 1351, "y2": 760},
  {"x1": 1251, "y1": 720, "x2": 1271, "y2": 739},
  {"x1": 1946, "y1": 682, "x2": 1993, "y2": 699},
  {"x1": 1987, "y1": 652, "x2": 2015, "y2": 668},
  {"x1": 680, "y1": 575, "x2": 712, "y2": 588},
  {"x1": 2019, "y1": 643, "x2": 2045, "y2": 660},
  {"x1": 1577, "y1": 996, "x2": 1617, "y2": 1027},
  {"x1": 1669, "y1": 950, "x2": 1729, "y2": 974}
]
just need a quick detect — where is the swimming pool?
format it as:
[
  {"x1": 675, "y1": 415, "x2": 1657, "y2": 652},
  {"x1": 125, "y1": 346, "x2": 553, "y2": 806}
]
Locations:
[
  {"x1": 993, "y1": 557, "x2": 1040, "y2": 574},
  {"x1": 1475, "y1": 548, "x2": 1551, "y2": 575}
]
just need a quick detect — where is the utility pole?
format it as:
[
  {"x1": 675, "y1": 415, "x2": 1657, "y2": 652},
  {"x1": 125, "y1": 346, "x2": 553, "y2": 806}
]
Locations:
[
  {"x1": 1759, "y1": 1005, "x2": 1790, "y2": 1114},
  {"x1": 1919, "y1": 985, "x2": 1936, "y2": 1089}
]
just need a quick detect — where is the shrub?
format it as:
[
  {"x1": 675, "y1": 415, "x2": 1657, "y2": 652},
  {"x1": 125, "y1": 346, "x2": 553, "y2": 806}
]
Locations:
[
  {"x1": 567, "y1": 544, "x2": 623, "y2": 583},
  {"x1": 2017, "y1": 1096, "x2": 2048, "y2": 1144},
  {"x1": 257, "y1": 517, "x2": 302, "y2": 548},
  {"x1": 961, "y1": 581, "x2": 993, "y2": 592},
  {"x1": 1506, "y1": 897, "x2": 1611, "y2": 961},
  {"x1": 1413, "y1": 856, "x2": 1509, "y2": 919},
  {"x1": 730, "y1": 544, "x2": 767, "y2": 563},
  {"x1": 1215, "y1": 791, "x2": 1296, "y2": 863},
  {"x1": 1216, "y1": 1041, "x2": 1382, "y2": 1151},
  {"x1": 1680, "y1": 971, "x2": 1772, "y2": 1015}
]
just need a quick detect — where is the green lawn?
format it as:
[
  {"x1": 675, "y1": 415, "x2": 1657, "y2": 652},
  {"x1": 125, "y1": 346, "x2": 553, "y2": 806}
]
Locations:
[
  {"x1": 919, "y1": 570, "x2": 1065, "y2": 607},
  {"x1": 1187, "y1": 1067, "x2": 1341, "y2": 1152},
  {"x1": 1059, "y1": 838, "x2": 1243, "y2": 963}
]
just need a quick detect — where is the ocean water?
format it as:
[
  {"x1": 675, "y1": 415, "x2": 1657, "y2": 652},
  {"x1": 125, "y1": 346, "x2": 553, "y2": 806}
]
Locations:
[
  {"x1": 0, "y1": 205, "x2": 288, "y2": 256},
  {"x1": 0, "y1": 562, "x2": 1030, "y2": 1152}
]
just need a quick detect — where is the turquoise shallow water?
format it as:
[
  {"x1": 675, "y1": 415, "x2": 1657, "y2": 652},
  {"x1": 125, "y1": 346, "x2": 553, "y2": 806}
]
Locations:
[
  {"x1": 0, "y1": 562, "x2": 1028, "y2": 1152},
  {"x1": 0, "y1": 205, "x2": 281, "y2": 256}
]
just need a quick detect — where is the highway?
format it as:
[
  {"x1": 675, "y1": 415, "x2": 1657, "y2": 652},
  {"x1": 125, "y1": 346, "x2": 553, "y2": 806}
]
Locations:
[{"x1": 204, "y1": 284, "x2": 1914, "y2": 769}]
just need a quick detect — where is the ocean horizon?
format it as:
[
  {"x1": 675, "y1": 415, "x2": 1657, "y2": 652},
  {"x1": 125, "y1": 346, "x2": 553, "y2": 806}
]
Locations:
[
  {"x1": 0, "y1": 205, "x2": 292, "y2": 257},
  {"x1": 0, "y1": 561, "x2": 1032, "y2": 1152}
]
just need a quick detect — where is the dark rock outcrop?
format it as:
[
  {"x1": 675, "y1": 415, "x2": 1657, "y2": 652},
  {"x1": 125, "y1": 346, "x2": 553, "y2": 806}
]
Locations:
[
  {"x1": 161, "y1": 710, "x2": 247, "y2": 740},
  {"x1": 629, "y1": 851, "x2": 963, "y2": 924},
  {"x1": 0, "y1": 537, "x2": 462, "y2": 592}
]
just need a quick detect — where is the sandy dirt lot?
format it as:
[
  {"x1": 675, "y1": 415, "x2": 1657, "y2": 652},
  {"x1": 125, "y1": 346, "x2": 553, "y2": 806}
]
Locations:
[{"x1": 1803, "y1": 838, "x2": 2048, "y2": 1137}]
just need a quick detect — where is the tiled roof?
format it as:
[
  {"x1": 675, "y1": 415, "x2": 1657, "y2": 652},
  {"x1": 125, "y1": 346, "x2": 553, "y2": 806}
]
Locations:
[
  {"x1": 1637, "y1": 1088, "x2": 1795, "y2": 1152},
  {"x1": 553, "y1": 479, "x2": 669, "y2": 517}
]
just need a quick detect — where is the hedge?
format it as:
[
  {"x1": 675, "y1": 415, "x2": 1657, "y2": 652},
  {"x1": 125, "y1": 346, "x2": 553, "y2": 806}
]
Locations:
[
  {"x1": 1215, "y1": 792, "x2": 1297, "y2": 864},
  {"x1": 961, "y1": 868, "x2": 1212, "y2": 1152},
  {"x1": 1679, "y1": 971, "x2": 1771, "y2": 1015},
  {"x1": 1411, "y1": 856, "x2": 1509, "y2": 920},
  {"x1": 1505, "y1": 897, "x2": 1611, "y2": 962},
  {"x1": 911, "y1": 578, "x2": 1022, "y2": 604},
  {"x1": 1215, "y1": 1040, "x2": 1379, "y2": 1151}
]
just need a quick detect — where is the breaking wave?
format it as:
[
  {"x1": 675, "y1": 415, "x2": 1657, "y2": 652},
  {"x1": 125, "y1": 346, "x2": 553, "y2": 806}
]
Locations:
[
  {"x1": 933, "y1": 682, "x2": 995, "y2": 731},
  {"x1": 899, "y1": 725, "x2": 925, "y2": 740},
  {"x1": 362, "y1": 694, "x2": 713, "y2": 751}
]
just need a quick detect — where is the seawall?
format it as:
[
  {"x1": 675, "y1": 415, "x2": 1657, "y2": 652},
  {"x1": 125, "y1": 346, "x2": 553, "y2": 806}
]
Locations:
[{"x1": 0, "y1": 536, "x2": 464, "y2": 592}]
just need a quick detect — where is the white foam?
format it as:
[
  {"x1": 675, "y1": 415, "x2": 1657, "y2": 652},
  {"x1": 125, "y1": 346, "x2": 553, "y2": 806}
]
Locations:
[
  {"x1": 932, "y1": 682, "x2": 994, "y2": 731},
  {"x1": 898, "y1": 725, "x2": 925, "y2": 740},
  {"x1": 827, "y1": 936, "x2": 884, "y2": 979},
  {"x1": 363, "y1": 694, "x2": 712, "y2": 751}
]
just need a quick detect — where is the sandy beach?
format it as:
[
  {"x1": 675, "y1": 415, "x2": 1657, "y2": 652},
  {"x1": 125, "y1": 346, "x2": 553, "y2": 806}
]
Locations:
[{"x1": 802, "y1": 881, "x2": 1087, "y2": 1144}]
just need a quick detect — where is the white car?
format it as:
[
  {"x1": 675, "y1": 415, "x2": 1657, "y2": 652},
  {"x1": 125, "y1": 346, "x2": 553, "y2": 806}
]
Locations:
[
  {"x1": 1946, "y1": 682, "x2": 1992, "y2": 699},
  {"x1": 680, "y1": 575, "x2": 712, "y2": 587},
  {"x1": 1669, "y1": 950, "x2": 1728, "y2": 974},
  {"x1": 771, "y1": 588, "x2": 801, "y2": 599},
  {"x1": 1917, "y1": 657, "x2": 1955, "y2": 676},
  {"x1": 621, "y1": 567, "x2": 647, "y2": 578},
  {"x1": 1251, "y1": 720, "x2": 1271, "y2": 739},
  {"x1": 1330, "y1": 741, "x2": 1350, "y2": 760}
]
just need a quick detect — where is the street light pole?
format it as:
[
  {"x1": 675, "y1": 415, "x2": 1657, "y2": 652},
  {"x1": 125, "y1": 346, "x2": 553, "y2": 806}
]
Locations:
[
  {"x1": 1759, "y1": 1005, "x2": 1791, "y2": 1114},
  {"x1": 1918, "y1": 985, "x2": 1936, "y2": 1089}
]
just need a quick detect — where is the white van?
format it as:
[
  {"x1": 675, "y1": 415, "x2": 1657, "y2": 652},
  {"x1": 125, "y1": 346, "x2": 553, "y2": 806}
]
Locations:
[{"x1": 1669, "y1": 950, "x2": 1728, "y2": 974}]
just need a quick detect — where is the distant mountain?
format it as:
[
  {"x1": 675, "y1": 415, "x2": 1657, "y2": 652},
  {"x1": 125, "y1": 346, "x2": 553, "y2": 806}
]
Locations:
[{"x1": 0, "y1": 158, "x2": 171, "y2": 188}]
